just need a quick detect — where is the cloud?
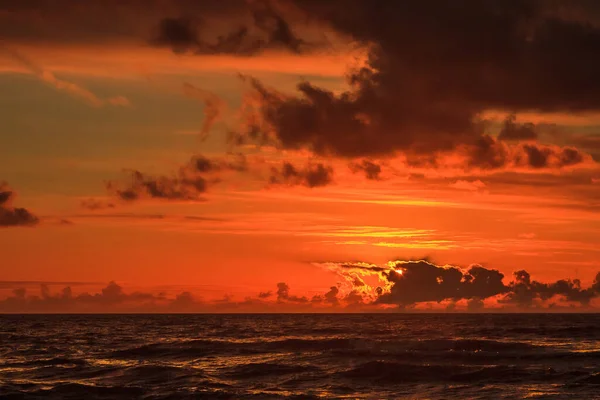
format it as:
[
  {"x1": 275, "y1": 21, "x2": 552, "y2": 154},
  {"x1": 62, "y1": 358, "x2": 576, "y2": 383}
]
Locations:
[
  {"x1": 257, "y1": 291, "x2": 273, "y2": 299},
  {"x1": 107, "y1": 169, "x2": 207, "y2": 202},
  {"x1": 229, "y1": 1, "x2": 600, "y2": 171},
  {"x1": 276, "y1": 282, "x2": 308, "y2": 303},
  {"x1": 376, "y1": 261, "x2": 508, "y2": 306},
  {"x1": 152, "y1": 3, "x2": 307, "y2": 55},
  {"x1": 269, "y1": 162, "x2": 333, "y2": 188},
  {"x1": 107, "y1": 154, "x2": 247, "y2": 202},
  {"x1": 497, "y1": 115, "x2": 538, "y2": 141},
  {"x1": 0, "y1": 280, "x2": 356, "y2": 313},
  {"x1": 466, "y1": 136, "x2": 590, "y2": 170},
  {"x1": 2, "y1": 267, "x2": 600, "y2": 312},
  {"x1": 1, "y1": 46, "x2": 130, "y2": 107},
  {"x1": 0, "y1": 281, "x2": 166, "y2": 313},
  {"x1": 0, "y1": 182, "x2": 39, "y2": 227},
  {"x1": 501, "y1": 270, "x2": 600, "y2": 307},
  {"x1": 311, "y1": 286, "x2": 340, "y2": 307},
  {"x1": 182, "y1": 82, "x2": 226, "y2": 140},
  {"x1": 80, "y1": 198, "x2": 116, "y2": 211},
  {"x1": 0, "y1": 1, "x2": 270, "y2": 47},
  {"x1": 0, "y1": 281, "x2": 96, "y2": 290},
  {"x1": 318, "y1": 259, "x2": 600, "y2": 310},
  {"x1": 349, "y1": 160, "x2": 382, "y2": 180}
]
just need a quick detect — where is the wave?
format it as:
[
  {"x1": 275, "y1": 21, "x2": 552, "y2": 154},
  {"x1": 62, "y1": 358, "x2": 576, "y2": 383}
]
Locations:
[
  {"x1": 223, "y1": 362, "x2": 317, "y2": 379},
  {"x1": 4, "y1": 314, "x2": 600, "y2": 399},
  {"x1": 340, "y1": 361, "x2": 596, "y2": 385},
  {"x1": 5, "y1": 383, "x2": 146, "y2": 399},
  {"x1": 109, "y1": 340, "x2": 229, "y2": 359}
]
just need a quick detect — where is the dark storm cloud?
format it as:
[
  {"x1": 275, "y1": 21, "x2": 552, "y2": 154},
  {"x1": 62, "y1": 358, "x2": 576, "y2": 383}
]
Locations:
[
  {"x1": 233, "y1": 0, "x2": 600, "y2": 163},
  {"x1": 269, "y1": 162, "x2": 333, "y2": 188},
  {"x1": 0, "y1": 182, "x2": 39, "y2": 227},
  {"x1": 498, "y1": 115, "x2": 538, "y2": 141},
  {"x1": 349, "y1": 160, "x2": 382, "y2": 180},
  {"x1": 107, "y1": 154, "x2": 247, "y2": 202}
]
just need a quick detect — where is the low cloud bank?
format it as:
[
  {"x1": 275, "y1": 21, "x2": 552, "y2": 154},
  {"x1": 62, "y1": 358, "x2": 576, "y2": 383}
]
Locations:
[{"x1": 3, "y1": 260, "x2": 600, "y2": 312}]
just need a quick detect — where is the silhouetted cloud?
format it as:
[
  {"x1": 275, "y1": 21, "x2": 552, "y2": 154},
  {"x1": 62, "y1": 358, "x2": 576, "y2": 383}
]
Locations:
[
  {"x1": 376, "y1": 261, "x2": 508, "y2": 306},
  {"x1": 0, "y1": 182, "x2": 39, "y2": 227},
  {"x1": 0, "y1": 1, "x2": 268, "y2": 47},
  {"x1": 276, "y1": 282, "x2": 308, "y2": 303},
  {"x1": 319, "y1": 259, "x2": 600, "y2": 310},
  {"x1": 2, "y1": 267, "x2": 600, "y2": 312},
  {"x1": 107, "y1": 169, "x2": 207, "y2": 202},
  {"x1": 349, "y1": 160, "x2": 382, "y2": 180},
  {"x1": 324, "y1": 286, "x2": 340, "y2": 305},
  {"x1": 0, "y1": 280, "x2": 370, "y2": 313},
  {"x1": 0, "y1": 281, "x2": 96, "y2": 289},
  {"x1": 0, "y1": 281, "x2": 164, "y2": 313},
  {"x1": 467, "y1": 136, "x2": 588, "y2": 170},
  {"x1": 501, "y1": 270, "x2": 600, "y2": 307},
  {"x1": 152, "y1": 3, "x2": 307, "y2": 55},
  {"x1": 230, "y1": 1, "x2": 600, "y2": 169},
  {"x1": 269, "y1": 162, "x2": 333, "y2": 188},
  {"x1": 107, "y1": 154, "x2": 247, "y2": 202},
  {"x1": 498, "y1": 115, "x2": 538, "y2": 141}
]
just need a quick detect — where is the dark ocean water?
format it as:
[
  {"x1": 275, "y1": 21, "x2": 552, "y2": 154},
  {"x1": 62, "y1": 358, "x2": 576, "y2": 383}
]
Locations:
[{"x1": 1, "y1": 314, "x2": 600, "y2": 399}]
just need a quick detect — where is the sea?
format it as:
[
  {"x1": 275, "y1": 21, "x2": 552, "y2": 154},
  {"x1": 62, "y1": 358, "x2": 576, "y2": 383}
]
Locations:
[{"x1": 1, "y1": 314, "x2": 599, "y2": 399}]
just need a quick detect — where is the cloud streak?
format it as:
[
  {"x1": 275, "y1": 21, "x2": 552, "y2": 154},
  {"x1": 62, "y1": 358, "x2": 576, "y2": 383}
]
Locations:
[
  {"x1": 182, "y1": 82, "x2": 226, "y2": 140},
  {"x1": 1, "y1": 46, "x2": 130, "y2": 107}
]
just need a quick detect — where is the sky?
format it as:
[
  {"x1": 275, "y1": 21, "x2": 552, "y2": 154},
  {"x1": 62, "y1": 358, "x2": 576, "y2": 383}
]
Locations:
[{"x1": 1, "y1": 0, "x2": 600, "y2": 313}]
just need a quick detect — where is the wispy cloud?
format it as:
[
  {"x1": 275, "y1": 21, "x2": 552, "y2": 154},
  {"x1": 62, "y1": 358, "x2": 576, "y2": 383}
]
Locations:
[{"x1": 1, "y1": 46, "x2": 130, "y2": 107}]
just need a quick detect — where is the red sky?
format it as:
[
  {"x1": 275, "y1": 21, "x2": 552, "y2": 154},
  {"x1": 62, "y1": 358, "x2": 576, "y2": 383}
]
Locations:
[{"x1": 1, "y1": 0, "x2": 600, "y2": 312}]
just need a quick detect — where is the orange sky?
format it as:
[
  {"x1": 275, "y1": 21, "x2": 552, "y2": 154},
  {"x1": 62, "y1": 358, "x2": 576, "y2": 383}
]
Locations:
[{"x1": 1, "y1": 1, "x2": 600, "y2": 312}]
